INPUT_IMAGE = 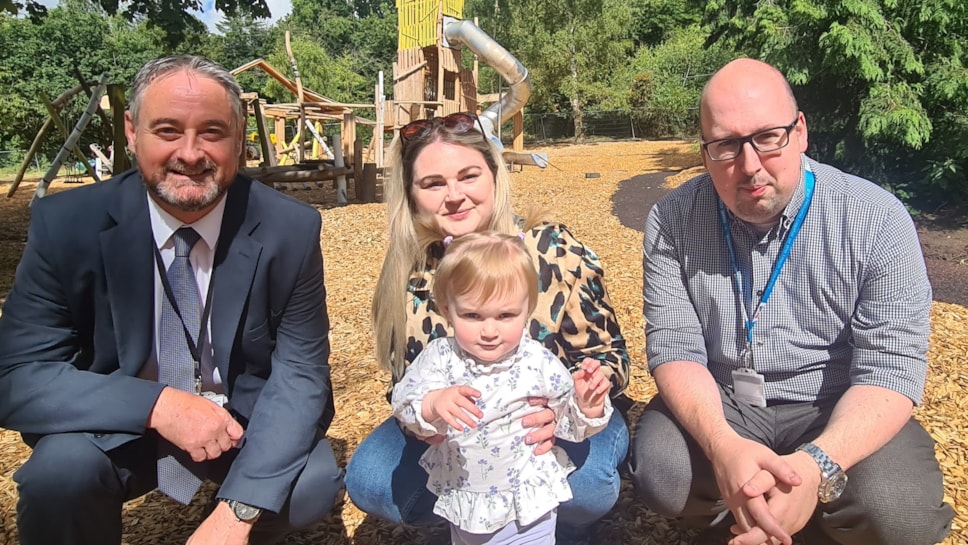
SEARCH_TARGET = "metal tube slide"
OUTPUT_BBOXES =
[442,17,531,139]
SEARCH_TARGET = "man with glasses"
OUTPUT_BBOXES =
[629,58,953,545]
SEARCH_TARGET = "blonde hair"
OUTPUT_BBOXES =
[434,232,538,319]
[372,123,546,380]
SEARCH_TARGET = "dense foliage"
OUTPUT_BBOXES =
[703,0,968,202]
[2,0,965,204]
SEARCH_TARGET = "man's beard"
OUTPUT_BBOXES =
[733,174,785,225]
[145,159,226,212]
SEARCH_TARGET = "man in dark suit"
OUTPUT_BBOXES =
[0,55,343,545]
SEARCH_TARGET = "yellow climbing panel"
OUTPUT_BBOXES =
[396,0,464,50]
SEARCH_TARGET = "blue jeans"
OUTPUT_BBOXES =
[345,410,629,529]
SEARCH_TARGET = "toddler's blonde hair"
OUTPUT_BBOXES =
[433,231,538,317]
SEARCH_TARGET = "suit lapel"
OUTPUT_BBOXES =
[100,174,154,374]
[212,179,262,380]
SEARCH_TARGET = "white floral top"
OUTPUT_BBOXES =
[391,336,613,534]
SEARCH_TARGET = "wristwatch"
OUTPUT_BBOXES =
[796,442,848,503]
[221,499,262,522]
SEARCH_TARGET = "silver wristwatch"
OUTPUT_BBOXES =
[222,499,262,522]
[796,442,848,503]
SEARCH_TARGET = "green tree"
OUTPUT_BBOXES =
[630,0,702,47]
[628,25,735,138]
[0,2,163,161]
[263,33,368,104]
[470,0,633,143]
[286,0,396,82]
[4,0,264,48]
[203,13,274,91]
[703,0,968,202]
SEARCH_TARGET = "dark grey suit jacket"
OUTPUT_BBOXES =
[0,170,334,512]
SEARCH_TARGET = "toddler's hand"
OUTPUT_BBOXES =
[424,385,483,431]
[572,358,610,418]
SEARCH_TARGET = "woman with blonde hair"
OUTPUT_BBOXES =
[345,112,631,542]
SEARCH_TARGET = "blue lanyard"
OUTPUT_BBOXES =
[717,170,815,366]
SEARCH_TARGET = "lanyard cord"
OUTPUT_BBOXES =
[153,245,215,390]
[717,170,816,367]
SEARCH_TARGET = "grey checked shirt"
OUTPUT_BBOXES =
[643,155,931,404]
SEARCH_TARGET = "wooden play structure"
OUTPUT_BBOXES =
[10,4,544,207]
[7,69,130,204]
[233,31,380,203]
[238,4,550,205]
[389,0,548,168]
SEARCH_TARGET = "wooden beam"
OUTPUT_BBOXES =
[72,66,112,131]
[393,60,428,83]
[38,91,99,182]
[285,31,306,164]
[7,118,55,198]
[106,84,130,173]
[250,97,275,167]
[32,73,109,205]
[242,166,353,183]
[231,58,336,105]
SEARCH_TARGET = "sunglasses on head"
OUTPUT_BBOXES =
[400,112,486,143]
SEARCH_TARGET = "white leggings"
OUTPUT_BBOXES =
[450,510,556,545]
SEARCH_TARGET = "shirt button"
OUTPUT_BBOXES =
[756,289,764,296]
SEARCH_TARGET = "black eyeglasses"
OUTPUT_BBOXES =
[702,116,800,161]
[400,112,486,143]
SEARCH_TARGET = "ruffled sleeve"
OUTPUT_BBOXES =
[519,338,613,442]
[390,338,454,437]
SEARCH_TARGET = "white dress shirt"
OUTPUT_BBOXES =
[139,194,226,394]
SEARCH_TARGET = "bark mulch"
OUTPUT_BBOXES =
[0,141,965,544]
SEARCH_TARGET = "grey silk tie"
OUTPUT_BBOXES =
[157,227,205,504]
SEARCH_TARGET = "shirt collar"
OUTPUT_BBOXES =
[147,193,226,251]
[776,154,811,234]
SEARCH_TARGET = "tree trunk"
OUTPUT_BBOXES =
[569,24,585,144]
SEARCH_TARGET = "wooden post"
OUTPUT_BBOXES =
[332,134,347,205]
[375,71,385,169]
[360,163,377,203]
[7,118,55,198]
[285,31,306,164]
[354,137,363,189]
[342,112,355,169]
[251,98,275,167]
[274,116,286,159]
[513,109,524,151]
[107,83,130,173]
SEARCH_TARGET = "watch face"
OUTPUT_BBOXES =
[819,471,848,503]
[232,501,261,521]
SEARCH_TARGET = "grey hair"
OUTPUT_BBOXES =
[128,55,244,125]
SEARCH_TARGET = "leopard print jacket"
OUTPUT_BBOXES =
[400,222,631,399]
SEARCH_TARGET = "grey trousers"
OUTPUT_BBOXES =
[13,430,344,545]
[629,385,954,545]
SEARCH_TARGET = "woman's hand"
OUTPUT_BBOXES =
[573,359,610,418]
[521,399,557,455]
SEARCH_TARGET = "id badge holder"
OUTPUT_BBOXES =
[731,367,767,407]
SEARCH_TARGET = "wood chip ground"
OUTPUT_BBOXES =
[0,141,964,544]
